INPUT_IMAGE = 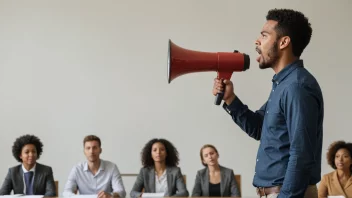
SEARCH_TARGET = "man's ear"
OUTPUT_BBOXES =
[279,36,291,50]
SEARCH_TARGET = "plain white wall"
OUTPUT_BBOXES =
[0,0,351,197]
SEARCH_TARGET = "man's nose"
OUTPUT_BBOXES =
[255,39,260,46]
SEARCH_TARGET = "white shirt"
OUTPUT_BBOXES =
[22,163,36,194]
[155,170,168,194]
[63,159,126,198]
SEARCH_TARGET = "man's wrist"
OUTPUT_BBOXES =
[225,94,236,105]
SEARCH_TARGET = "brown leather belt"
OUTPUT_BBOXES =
[256,186,281,196]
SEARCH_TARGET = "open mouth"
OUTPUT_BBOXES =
[256,48,262,62]
[256,47,261,54]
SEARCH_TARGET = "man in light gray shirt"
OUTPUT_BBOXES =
[63,135,126,198]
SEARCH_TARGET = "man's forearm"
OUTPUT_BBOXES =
[223,96,265,140]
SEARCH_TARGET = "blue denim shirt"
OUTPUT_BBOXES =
[223,60,324,198]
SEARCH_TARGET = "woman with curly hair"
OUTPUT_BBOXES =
[0,134,56,196]
[318,140,352,198]
[130,138,189,198]
[191,144,240,197]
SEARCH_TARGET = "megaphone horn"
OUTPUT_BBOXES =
[167,39,250,105]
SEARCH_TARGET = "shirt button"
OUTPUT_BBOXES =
[266,111,269,114]
[257,159,259,162]
[272,89,274,92]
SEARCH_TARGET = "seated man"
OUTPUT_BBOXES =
[63,135,126,198]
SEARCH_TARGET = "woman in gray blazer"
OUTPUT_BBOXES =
[130,138,189,198]
[0,134,56,197]
[192,144,240,197]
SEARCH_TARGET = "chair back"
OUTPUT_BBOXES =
[235,174,241,195]
[54,180,59,196]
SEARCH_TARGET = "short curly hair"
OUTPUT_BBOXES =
[141,138,179,167]
[266,8,312,57]
[326,140,352,170]
[12,134,43,162]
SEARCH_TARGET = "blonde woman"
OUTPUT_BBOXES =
[192,144,240,197]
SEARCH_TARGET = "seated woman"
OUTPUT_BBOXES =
[318,140,352,198]
[0,134,56,196]
[192,144,240,197]
[130,138,189,198]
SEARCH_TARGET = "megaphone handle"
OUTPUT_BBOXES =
[214,80,225,105]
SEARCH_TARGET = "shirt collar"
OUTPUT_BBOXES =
[272,59,304,84]
[22,163,36,173]
[83,159,105,172]
[155,169,167,175]
[155,169,167,180]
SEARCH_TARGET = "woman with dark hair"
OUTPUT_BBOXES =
[318,140,352,198]
[191,144,240,197]
[130,138,189,198]
[0,134,56,196]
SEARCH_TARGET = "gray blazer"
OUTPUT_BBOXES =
[0,163,56,197]
[130,166,189,198]
[191,165,240,197]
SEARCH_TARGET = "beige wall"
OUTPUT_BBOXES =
[0,0,351,197]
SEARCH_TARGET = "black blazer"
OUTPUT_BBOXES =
[0,163,56,196]
[191,165,240,197]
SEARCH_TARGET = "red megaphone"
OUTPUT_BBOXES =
[167,39,250,105]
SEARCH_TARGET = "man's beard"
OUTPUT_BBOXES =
[259,41,279,69]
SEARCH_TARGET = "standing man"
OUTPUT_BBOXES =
[213,9,324,198]
[63,135,126,198]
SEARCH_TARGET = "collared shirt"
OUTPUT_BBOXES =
[63,159,126,198]
[155,170,168,194]
[223,60,324,197]
[22,163,36,194]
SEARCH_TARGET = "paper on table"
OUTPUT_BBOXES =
[0,196,43,198]
[21,196,44,198]
[141,193,164,197]
[328,196,345,198]
[70,195,97,198]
